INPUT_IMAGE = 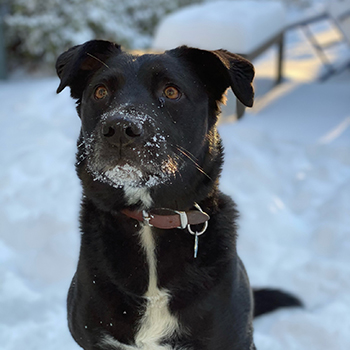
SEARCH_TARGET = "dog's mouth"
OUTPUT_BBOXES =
[88,156,178,189]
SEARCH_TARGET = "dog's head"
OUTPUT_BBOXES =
[56,40,254,211]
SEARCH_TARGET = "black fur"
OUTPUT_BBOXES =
[56,40,301,350]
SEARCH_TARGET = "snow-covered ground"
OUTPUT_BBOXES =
[1,10,350,350]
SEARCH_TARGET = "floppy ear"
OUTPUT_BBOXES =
[168,46,255,107]
[56,40,122,99]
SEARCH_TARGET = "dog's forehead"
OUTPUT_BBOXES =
[106,51,195,81]
[136,52,183,71]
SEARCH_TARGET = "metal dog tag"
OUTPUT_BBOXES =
[188,221,208,259]
[193,233,199,258]
[187,203,209,258]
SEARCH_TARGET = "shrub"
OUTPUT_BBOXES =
[4,0,316,70]
[4,0,203,69]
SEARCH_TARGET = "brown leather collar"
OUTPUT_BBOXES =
[121,205,210,230]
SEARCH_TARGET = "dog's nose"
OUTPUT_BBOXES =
[101,117,143,146]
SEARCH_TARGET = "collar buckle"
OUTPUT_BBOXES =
[174,210,188,229]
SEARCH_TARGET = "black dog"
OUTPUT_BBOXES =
[56,40,301,350]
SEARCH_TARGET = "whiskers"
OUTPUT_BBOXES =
[76,134,211,185]
[86,53,110,69]
[175,145,212,181]
[76,135,94,166]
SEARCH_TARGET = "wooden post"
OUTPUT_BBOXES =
[276,32,284,85]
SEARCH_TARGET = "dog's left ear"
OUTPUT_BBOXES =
[56,40,122,99]
[168,46,255,107]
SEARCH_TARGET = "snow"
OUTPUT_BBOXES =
[1,7,350,350]
[153,1,286,53]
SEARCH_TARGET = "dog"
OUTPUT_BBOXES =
[56,40,301,350]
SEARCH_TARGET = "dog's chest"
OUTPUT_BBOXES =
[100,225,184,350]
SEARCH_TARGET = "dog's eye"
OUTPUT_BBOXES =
[164,86,180,100]
[94,86,108,100]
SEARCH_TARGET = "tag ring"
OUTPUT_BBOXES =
[187,203,208,236]
[187,220,208,236]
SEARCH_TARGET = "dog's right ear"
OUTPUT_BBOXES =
[56,40,122,99]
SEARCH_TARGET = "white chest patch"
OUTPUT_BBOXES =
[99,225,184,350]
[124,186,153,207]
